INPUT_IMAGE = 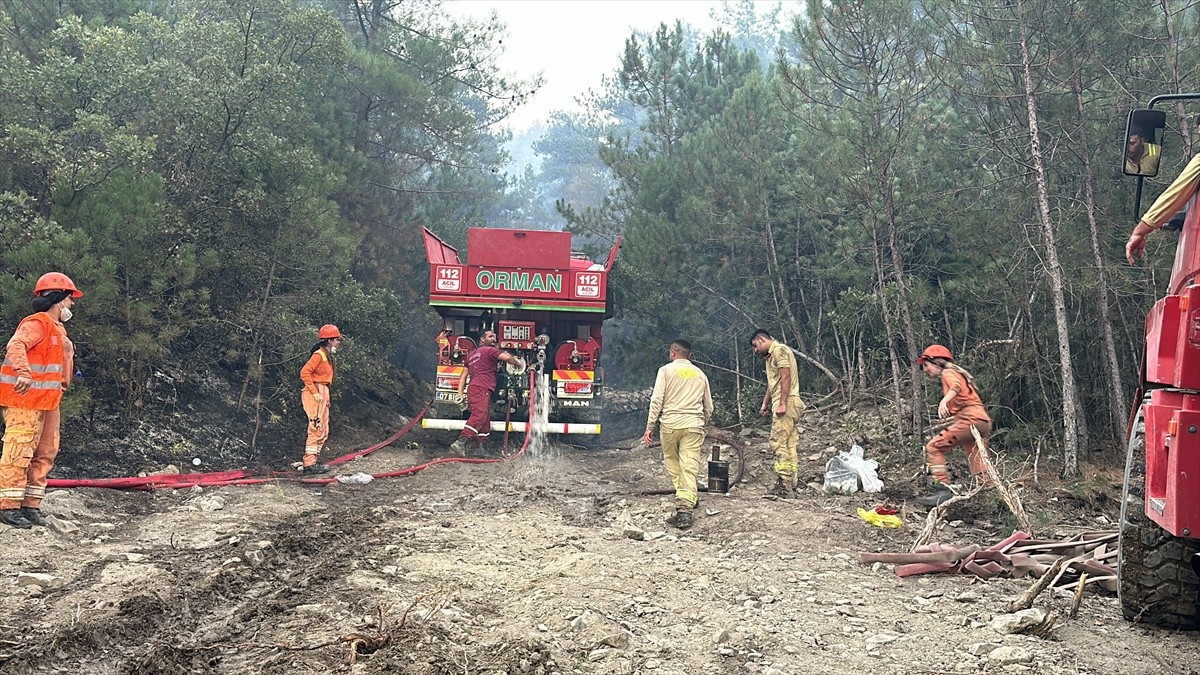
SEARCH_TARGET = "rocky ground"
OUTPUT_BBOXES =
[1,406,1197,675]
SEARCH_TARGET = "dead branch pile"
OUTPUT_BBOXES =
[862,530,1118,594]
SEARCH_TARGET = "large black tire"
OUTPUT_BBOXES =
[1118,405,1200,629]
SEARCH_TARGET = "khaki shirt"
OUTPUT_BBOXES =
[1141,151,1200,229]
[765,341,800,410]
[646,358,713,432]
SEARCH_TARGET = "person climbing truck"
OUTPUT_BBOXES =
[0,272,81,529]
[916,344,994,507]
[298,324,342,475]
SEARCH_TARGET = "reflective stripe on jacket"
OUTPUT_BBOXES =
[0,313,68,411]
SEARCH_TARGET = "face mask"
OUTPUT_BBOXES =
[330,345,338,354]
[59,306,73,323]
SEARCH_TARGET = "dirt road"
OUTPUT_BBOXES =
[0,422,1196,674]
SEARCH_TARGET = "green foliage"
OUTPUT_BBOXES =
[0,0,529,449]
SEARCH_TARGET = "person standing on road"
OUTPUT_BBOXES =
[916,344,994,507]
[751,329,805,499]
[451,328,524,454]
[299,324,342,475]
[642,339,713,530]
[0,272,81,529]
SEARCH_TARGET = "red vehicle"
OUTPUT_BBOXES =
[1121,95,1200,629]
[420,227,620,441]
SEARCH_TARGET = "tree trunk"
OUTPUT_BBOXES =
[882,174,922,437]
[1017,0,1082,476]
[1161,0,1194,157]
[1072,72,1128,444]
[870,218,906,441]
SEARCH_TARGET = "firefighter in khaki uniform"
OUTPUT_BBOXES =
[0,272,81,529]
[751,329,805,499]
[643,339,713,530]
[916,344,993,506]
[298,324,342,475]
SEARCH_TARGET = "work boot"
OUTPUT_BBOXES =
[301,463,329,476]
[916,483,955,507]
[672,511,693,530]
[0,508,33,529]
[764,478,794,500]
[20,507,48,527]
[450,438,468,455]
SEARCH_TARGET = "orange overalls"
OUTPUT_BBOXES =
[299,348,334,467]
[925,368,992,485]
[0,313,73,509]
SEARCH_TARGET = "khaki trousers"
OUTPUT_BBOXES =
[769,395,803,489]
[0,407,61,509]
[661,426,705,511]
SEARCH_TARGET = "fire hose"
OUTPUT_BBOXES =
[44,371,542,492]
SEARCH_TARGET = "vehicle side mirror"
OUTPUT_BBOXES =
[1124,109,1167,178]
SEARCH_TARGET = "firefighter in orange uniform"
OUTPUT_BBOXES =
[0,272,81,529]
[299,324,342,475]
[916,344,994,506]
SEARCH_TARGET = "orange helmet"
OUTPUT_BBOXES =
[33,272,83,298]
[318,324,342,339]
[917,344,953,364]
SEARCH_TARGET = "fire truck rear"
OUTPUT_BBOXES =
[420,227,620,441]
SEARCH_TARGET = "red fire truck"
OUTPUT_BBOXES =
[1120,96,1200,629]
[420,227,620,441]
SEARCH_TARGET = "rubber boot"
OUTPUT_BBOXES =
[916,483,955,507]
[672,511,693,530]
[20,507,48,527]
[1,508,33,529]
[450,438,468,454]
[302,463,329,476]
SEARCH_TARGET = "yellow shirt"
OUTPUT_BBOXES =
[765,341,800,409]
[1140,151,1200,230]
[646,358,713,431]
[1126,142,1161,176]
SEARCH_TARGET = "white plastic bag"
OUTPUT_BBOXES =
[335,472,374,485]
[821,444,884,494]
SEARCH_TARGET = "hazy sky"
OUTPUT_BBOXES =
[442,0,740,132]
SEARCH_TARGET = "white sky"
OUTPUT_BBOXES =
[442,0,736,132]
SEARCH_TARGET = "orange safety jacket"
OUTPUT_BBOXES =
[0,313,68,411]
[300,348,334,394]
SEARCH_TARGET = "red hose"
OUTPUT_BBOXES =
[45,389,537,491]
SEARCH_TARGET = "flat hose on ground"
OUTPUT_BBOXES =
[45,372,543,491]
[637,429,748,496]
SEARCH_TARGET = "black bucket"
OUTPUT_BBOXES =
[707,444,730,494]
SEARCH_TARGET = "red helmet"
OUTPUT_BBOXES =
[917,344,953,364]
[318,324,342,339]
[33,272,83,298]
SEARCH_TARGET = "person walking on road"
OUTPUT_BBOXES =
[299,324,342,475]
[916,344,994,507]
[0,272,81,529]
[451,328,524,454]
[642,339,713,530]
[751,329,805,499]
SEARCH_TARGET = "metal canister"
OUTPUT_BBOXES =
[707,444,730,494]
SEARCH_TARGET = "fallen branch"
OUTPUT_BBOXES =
[1068,572,1088,619]
[1007,557,1065,612]
[972,426,1033,533]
